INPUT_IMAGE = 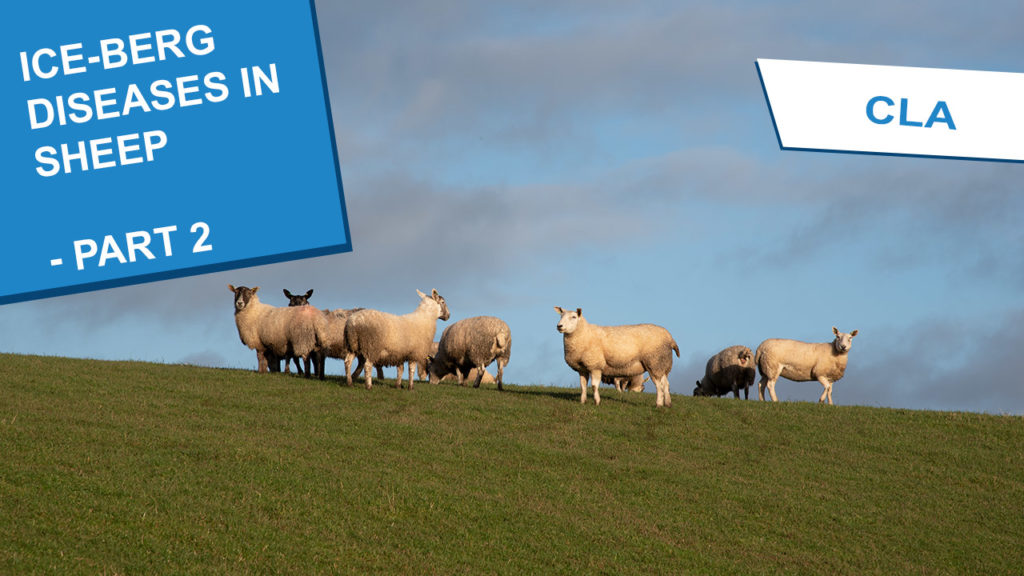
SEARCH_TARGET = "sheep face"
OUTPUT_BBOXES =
[228,284,259,312]
[416,289,451,321]
[284,289,313,306]
[554,306,583,334]
[435,290,450,321]
[831,327,859,354]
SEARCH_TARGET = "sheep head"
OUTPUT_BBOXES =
[416,289,451,321]
[554,306,583,334]
[228,284,259,313]
[284,288,314,307]
[831,326,859,354]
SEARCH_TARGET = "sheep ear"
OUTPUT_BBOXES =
[833,326,839,336]
[576,308,582,317]
[305,289,314,298]
[432,288,439,298]
[850,329,859,337]
[554,306,564,314]
[283,289,292,298]
[252,286,260,294]
[228,284,236,292]
[416,289,426,299]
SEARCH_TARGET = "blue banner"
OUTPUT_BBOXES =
[1,1,350,304]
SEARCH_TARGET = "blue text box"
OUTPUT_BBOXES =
[0,0,350,305]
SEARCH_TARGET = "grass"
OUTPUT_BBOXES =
[1,353,1022,575]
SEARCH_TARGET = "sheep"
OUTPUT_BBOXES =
[283,288,315,375]
[554,306,679,406]
[755,327,859,405]
[693,345,756,399]
[308,306,387,383]
[228,284,326,376]
[428,316,511,390]
[432,366,496,385]
[602,374,648,392]
[344,289,450,389]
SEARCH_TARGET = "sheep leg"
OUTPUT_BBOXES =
[455,367,465,387]
[591,369,602,405]
[472,365,484,389]
[407,362,415,390]
[654,375,667,407]
[817,377,833,405]
[256,350,269,373]
[396,363,405,389]
[661,375,672,407]
[495,360,504,391]
[344,354,354,386]
[765,377,779,402]
[579,373,588,404]
[364,361,374,390]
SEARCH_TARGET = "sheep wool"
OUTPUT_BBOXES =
[693,345,756,399]
[228,284,327,376]
[755,326,859,405]
[428,316,511,390]
[555,306,679,407]
[344,289,450,389]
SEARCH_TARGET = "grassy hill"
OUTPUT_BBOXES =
[1,353,1021,575]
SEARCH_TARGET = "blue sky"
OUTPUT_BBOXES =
[3,0,1024,414]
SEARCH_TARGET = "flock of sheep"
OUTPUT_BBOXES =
[228,284,858,406]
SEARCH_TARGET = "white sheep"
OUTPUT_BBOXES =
[228,284,326,376]
[755,327,859,404]
[693,345,756,399]
[555,306,679,406]
[344,289,450,389]
[428,316,511,390]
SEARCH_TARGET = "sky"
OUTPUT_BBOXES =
[3,0,1024,415]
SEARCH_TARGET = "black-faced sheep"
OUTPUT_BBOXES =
[228,284,326,376]
[344,289,450,389]
[555,307,679,407]
[283,288,315,375]
[693,345,756,399]
[756,326,859,405]
[428,316,511,390]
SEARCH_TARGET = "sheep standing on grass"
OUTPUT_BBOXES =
[555,307,679,407]
[694,345,756,399]
[428,316,511,390]
[283,289,315,375]
[344,289,450,389]
[756,327,859,405]
[228,284,326,376]
[312,307,386,383]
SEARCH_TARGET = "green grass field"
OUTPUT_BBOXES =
[1,353,1021,575]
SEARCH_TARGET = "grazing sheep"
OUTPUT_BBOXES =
[283,288,315,375]
[344,289,450,389]
[756,327,859,405]
[693,345,756,399]
[228,284,326,376]
[602,374,648,392]
[430,364,496,385]
[554,307,679,407]
[428,316,511,390]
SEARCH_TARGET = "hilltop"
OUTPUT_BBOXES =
[1,354,1021,574]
